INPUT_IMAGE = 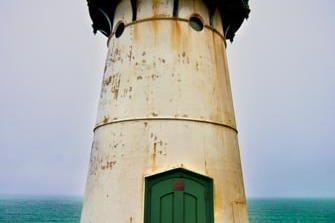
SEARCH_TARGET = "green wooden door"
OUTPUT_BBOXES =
[145,169,213,223]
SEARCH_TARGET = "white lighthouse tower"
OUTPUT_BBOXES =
[81,0,250,222]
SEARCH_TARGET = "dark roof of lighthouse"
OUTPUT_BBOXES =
[87,0,250,41]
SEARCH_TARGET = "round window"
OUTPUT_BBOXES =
[115,22,125,38]
[189,16,203,31]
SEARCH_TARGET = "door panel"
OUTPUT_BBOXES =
[184,194,196,223]
[160,193,174,223]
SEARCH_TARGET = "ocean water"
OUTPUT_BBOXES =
[0,196,334,223]
[0,196,82,223]
[248,198,335,223]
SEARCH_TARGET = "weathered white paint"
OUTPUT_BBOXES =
[212,8,224,36]
[178,0,209,25]
[137,0,173,19]
[114,0,133,25]
[81,0,248,222]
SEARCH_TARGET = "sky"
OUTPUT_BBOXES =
[0,0,334,198]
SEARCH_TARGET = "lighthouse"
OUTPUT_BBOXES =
[81,0,250,222]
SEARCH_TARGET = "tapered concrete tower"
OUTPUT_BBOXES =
[81,0,250,222]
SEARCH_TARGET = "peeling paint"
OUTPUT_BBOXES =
[152,142,157,171]
[150,74,160,80]
[110,74,121,100]
[127,46,133,62]
[103,76,112,86]
[103,115,109,124]
[101,160,117,170]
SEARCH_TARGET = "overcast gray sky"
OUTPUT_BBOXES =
[0,0,334,198]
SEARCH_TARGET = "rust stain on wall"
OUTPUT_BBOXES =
[171,20,181,50]
[127,46,133,62]
[151,74,160,80]
[110,48,121,62]
[152,0,159,16]
[101,160,117,170]
[110,73,121,100]
[103,76,112,86]
[103,115,109,124]
[151,20,159,37]
[88,156,98,176]
[152,142,157,171]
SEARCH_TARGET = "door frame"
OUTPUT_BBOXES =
[144,168,214,223]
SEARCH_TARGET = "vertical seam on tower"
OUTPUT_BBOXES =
[130,0,137,21]
[173,0,179,17]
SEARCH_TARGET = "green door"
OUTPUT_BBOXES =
[145,169,213,223]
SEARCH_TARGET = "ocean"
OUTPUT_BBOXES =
[248,198,335,223]
[0,196,81,223]
[0,196,334,223]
